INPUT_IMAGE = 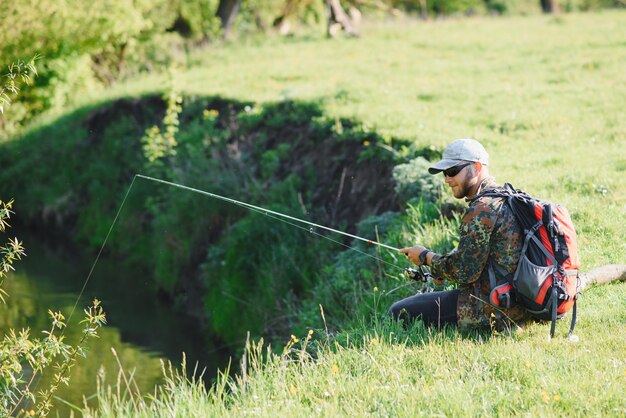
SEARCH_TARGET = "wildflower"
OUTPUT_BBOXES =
[542,391,549,403]
[553,394,561,401]
[490,312,495,318]
[373,287,378,292]
[363,141,370,146]
[331,364,339,373]
[524,361,531,369]
[203,109,219,119]
[289,385,297,395]
[291,334,299,343]
[423,386,431,394]
[308,329,314,336]
[371,338,378,345]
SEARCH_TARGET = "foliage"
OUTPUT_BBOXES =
[392,157,444,203]
[380,0,623,14]
[142,69,183,165]
[0,200,26,303]
[0,199,106,416]
[175,0,222,41]
[2,0,624,138]
[0,57,39,117]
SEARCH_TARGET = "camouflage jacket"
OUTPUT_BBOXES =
[430,177,531,330]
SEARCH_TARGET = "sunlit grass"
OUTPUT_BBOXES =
[91,11,626,268]
[39,10,626,416]
[86,280,626,417]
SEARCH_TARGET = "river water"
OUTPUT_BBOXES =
[0,230,231,415]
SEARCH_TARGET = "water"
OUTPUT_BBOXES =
[0,231,232,415]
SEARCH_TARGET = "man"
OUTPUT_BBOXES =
[390,138,530,330]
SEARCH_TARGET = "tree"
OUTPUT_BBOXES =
[325,0,358,37]
[272,0,358,37]
[216,0,243,39]
[540,0,559,13]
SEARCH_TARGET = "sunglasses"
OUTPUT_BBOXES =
[443,162,471,177]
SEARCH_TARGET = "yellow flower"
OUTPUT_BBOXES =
[371,338,378,345]
[308,329,314,335]
[331,364,339,373]
[490,312,496,318]
[553,394,561,401]
[524,361,531,369]
[363,141,370,146]
[542,391,549,403]
[423,386,431,394]
[289,385,297,395]
[373,287,378,292]
[290,334,299,343]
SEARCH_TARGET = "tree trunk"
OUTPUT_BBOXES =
[325,0,357,38]
[419,0,428,20]
[540,0,559,13]
[273,0,301,35]
[216,0,242,39]
[578,264,626,292]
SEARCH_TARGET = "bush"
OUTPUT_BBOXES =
[392,157,444,204]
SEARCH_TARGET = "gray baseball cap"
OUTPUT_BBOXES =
[428,138,489,174]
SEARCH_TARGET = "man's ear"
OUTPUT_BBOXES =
[474,162,483,173]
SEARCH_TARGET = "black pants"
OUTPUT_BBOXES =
[388,289,459,327]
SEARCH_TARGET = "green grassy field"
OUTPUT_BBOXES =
[97,11,626,268]
[28,10,626,416]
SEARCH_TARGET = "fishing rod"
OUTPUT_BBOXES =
[136,174,401,251]
[135,174,432,284]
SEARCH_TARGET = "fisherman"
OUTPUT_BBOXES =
[391,138,531,330]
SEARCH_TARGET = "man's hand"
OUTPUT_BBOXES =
[399,245,427,266]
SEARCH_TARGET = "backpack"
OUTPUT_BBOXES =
[481,183,580,338]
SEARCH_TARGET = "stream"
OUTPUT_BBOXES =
[0,228,231,415]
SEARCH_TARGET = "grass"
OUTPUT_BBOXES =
[91,11,626,268]
[85,280,626,416]
[14,10,626,416]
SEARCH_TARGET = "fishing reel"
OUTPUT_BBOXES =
[405,265,432,283]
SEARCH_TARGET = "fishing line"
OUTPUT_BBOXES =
[29,175,139,405]
[65,175,138,327]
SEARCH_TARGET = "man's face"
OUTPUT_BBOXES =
[443,162,477,199]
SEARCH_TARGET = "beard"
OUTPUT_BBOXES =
[451,169,476,199]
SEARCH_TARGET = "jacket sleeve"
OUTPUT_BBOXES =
[430,200,499,284]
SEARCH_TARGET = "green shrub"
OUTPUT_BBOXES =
[392,157,444,204]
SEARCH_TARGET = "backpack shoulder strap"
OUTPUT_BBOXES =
[468,182,521,203]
